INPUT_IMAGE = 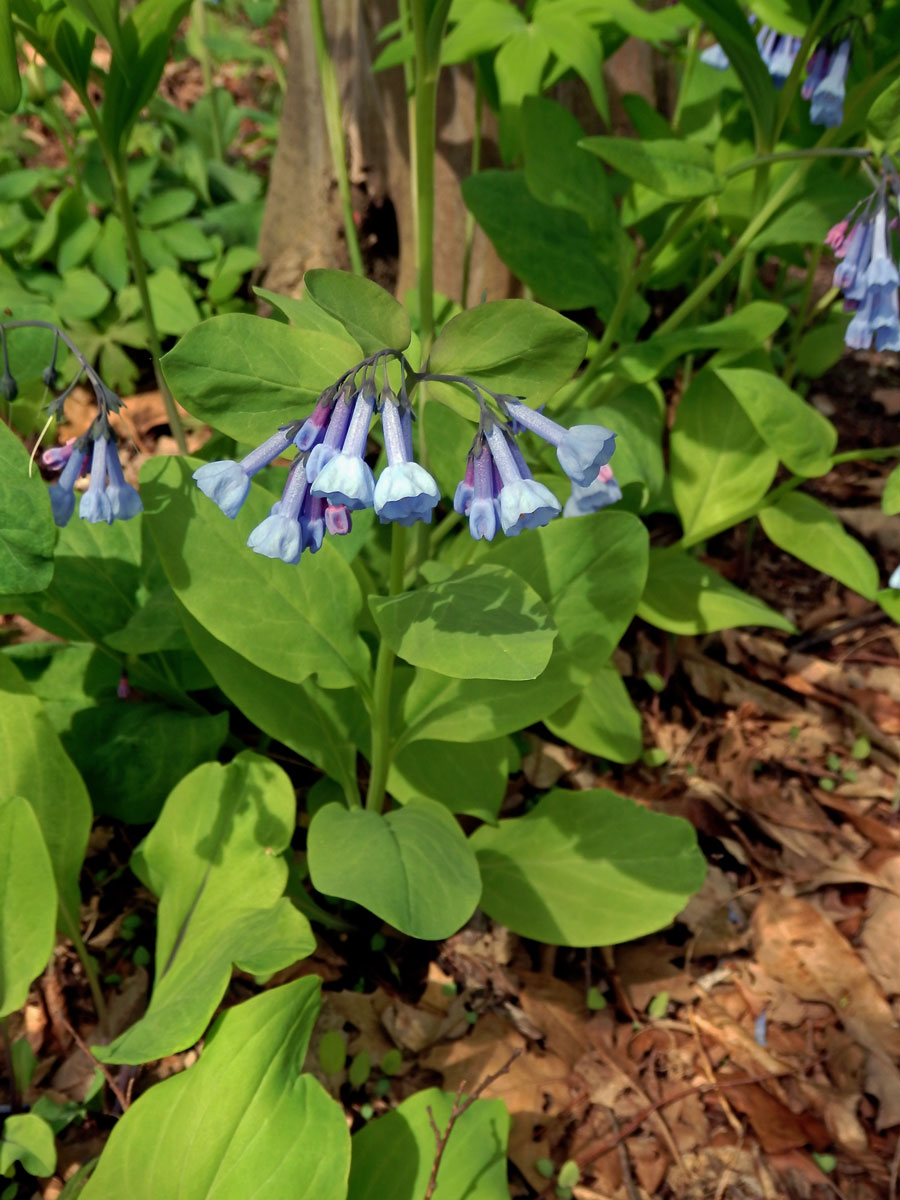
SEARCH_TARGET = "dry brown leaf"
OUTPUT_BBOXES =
[681,653,804,719]
[860,855,900,997]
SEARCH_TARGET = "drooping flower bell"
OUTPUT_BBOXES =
[373,390,440,526]
[310,382,377,510]
[193,426,298,519]
[500,398,616,487]
[827,192,900,352]
[46,428,143,527]
[563,464,623,518]
[483,422,562,537]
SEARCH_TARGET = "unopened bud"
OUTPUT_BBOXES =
[0,372,17,401]
[42,364,59,389]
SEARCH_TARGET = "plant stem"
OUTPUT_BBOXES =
[0,1016,16,1112]
[460,76,483,308]
[672,22,699,134]
[723,147,872,178]
[191,0,224,163]
[112,172,188,452]
[308,0,365,277]
[736,160,770,305]
[782,243,823,386]
[366,523,407,814]
[67,916,108,1026]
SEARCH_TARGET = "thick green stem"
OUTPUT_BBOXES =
[191,0,224,163]
[308,0,365,277]
[366,524,407,814]
[112,173,188,452]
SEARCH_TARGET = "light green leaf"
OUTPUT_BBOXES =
[521,96,617,231]
[0,797,57,1018]
[348,1087,510,1200]
[0,656,91,943]
[388,737,512,822]
[759,492,879,600]
[533,10,608,121]
[670,369,777,544]
[141,456,371,691]
[580,385,665,504]
[638,549,794,634]
[472,788,706,945]
[138,186,196,227]
[253,286,363,352]
[181,610,365,808]
[147,266,201,336]
[370,563,556,681]
[0,420,55,595]
[308,799,482,940]
[304,269,410,354]
[868,73,900,155]
[100,753,314,1064]
[441,0,525,63]
[90,214,130,291]
[579,136,722,199]
[0,1112,57,1177]
[546,662,642,763]
[83,978,350,1200]
[714,367,836,476]
[883,465,900,516]
[161,313,355,443]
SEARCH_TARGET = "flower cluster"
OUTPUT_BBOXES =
[701,22,851,128]
[47,422,143,527]
[193,352,620,563]
[826,190,900,352]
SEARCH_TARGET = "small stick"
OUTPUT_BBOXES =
[423,1048,522,1200]
[534,1072,787,1200]
[58,1013,130,1113]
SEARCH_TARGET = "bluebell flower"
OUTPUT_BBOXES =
[48,442,88,527]
[373,397,440,524]
[194,427,294,518]
[293,389,334,451]
[300,494,326,553]
[563,465,623,517]
[830,200,900,351]
[802,44,829,100]
[104,438,143,520]
[768,35,801,88]
[246,458,308,564]
[305,389,355,483]
[809,40,851,128]
[889,565,900,590]
[468,443,498,541]
[700,41,730,70]
[453,455,475,515]
[311,386,377,510]
[502,399,616,487]
[79,437,113,525]
[324,503,351,536]
[484,424,561,536]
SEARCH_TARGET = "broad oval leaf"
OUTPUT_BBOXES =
[304,268,411,354]
[83,978,350,1200]
[0,656,91,943]
[0,796,57,1018]
[471,788,706,946]
[161,312,356,443]
[348,1087,510,1200]
[546,662,642,763]
[100,753,314,1064]
[141,456,371,692]
[0,1113,56,1178]
[369,563,556,682]
[715,367,836,476]
[638,550,794,634]
[579,136,723,199]
[867,73,900,155]
[388,737,513,823]
[759,492,880,601]
[307,799,482,939]
[883,465,900,516]
[0,420,55,595]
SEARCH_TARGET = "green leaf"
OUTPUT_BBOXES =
[638,550,795,634]
[138,186,197,227]
[82,978,350,1200]
[441,1,525,63]
[90,214,130,291]
[147,266,200,336]
[546,662,642,763]
[460,172,622,314]
[0,797,57,1018]
[308,799,482,940]
[388,737,512,822]
[100,753,314,1064]
[759,492,879,600]
[883,465,900,516]
[489,510,649,682]
[0,656,91,943]
[579,136,722,199]
[253,286,362,350]
[181,609,365,808]
[0,1112,57,1178]
[0,0,21,113]
[0,421,55,595]
[868,72,900,155]
[471,788,706,946]
[714,367,836,476]
[347,1087,510,1200]
[670,369,778,544]
[521,96,617,231]
[34,267,110,322]
[318,1030,347,1075]
[65,0,123,58]
[533,10,609,121]
[429,299,587,408]
[369,563,556,682]
[141,456,371,691]
[303,269,410,355]
[580,386,665,505]
[161,313,355,443]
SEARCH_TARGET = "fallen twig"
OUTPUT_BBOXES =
[58,1013,130,1113]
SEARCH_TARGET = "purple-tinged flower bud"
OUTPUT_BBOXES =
[803,44,829,101]
[193,427,294,519]
[453,455,475,515]
[468,444,498,541]
[825,219,849,254]
[42,364,59,390]
[48,443,88,527]
[306,389,354,483]
[294,389,334,451]
[105,439,143,520]
[79,437,113,525]
[42,437,77,472]
[310,387,377,510]
[0,371,17,401]
[117,672,131,700]
[301,494,326,553]
[246,458,309,564]
[810,39,850,127]
[325,503,351,536]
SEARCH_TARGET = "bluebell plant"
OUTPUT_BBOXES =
[193,350,620,563]
[701,17,852,128]
[826,168,900,352]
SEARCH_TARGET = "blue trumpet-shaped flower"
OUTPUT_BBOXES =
[809,40,850,128]
[311,386,377,510]
[293,390,334,451]
[563,465,623,517]
[468,443,499,541]
[889,565,900,590]
[373,397,440,524]
[830,200,900,351]
[301,494,326,553]
[79,436,113,525]
[194,427,295,518]
[485,423,561,536]
[502,399,616,487]
[48,442,88,527]
[453,455,475,515]
[246,458,309,564]
[105,439,143,520]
